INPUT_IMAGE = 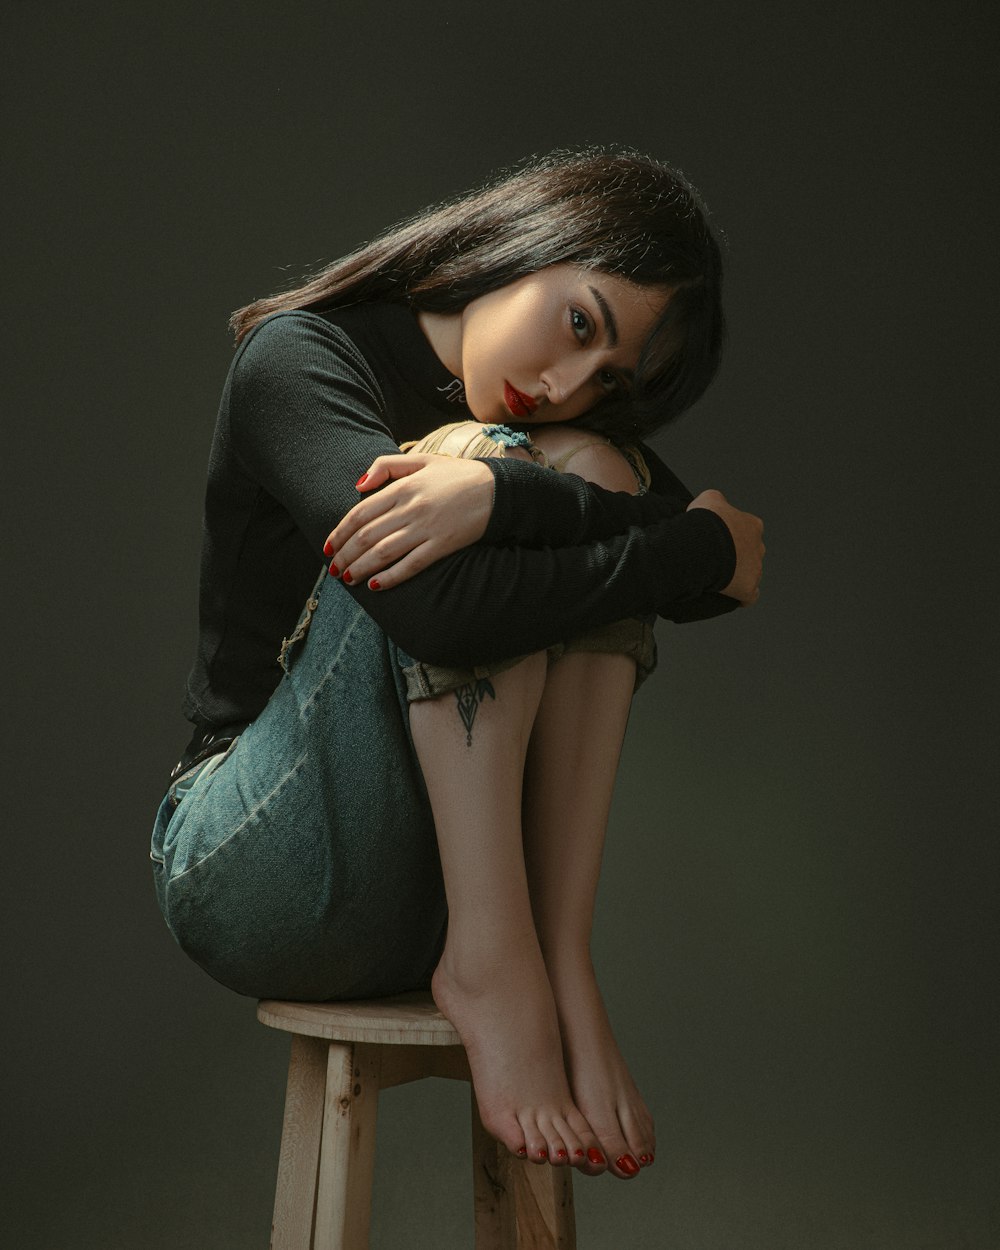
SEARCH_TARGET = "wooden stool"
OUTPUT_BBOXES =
[258,992,576,1250]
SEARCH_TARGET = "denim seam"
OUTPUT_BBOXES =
[298,601,371,720]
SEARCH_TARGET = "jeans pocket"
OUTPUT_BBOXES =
[150,789,174,867]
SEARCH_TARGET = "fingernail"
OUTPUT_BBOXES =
[368,578,381,591]
[616,1154,640,1176]
[587,1148,605,1166]
[327,562,339,578]
[355,473,368,489]
[323,540,333,556]
[342,569,353,584]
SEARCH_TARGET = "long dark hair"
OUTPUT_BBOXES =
[231,146,725,438]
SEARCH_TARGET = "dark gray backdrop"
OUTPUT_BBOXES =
[3,2,997,1247]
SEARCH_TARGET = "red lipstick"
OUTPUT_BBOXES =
[504,381,537,418]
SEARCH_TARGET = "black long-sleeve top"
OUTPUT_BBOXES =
[182,302,737,734]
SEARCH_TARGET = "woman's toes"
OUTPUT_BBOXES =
[613,1152,641,1178]
[584,1145,608,1175]
[482,1108,528,1161]
[548,1117,583,1167]
[638,1151,655,1168]
[520,1123,550,1165]
[588,1122,639,1179]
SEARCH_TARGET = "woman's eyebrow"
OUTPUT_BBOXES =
[588,286,619,347]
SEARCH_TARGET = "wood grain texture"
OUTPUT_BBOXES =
[270,1034,327,1249]
[471,1090,517,1249]
[513,1160,576,1250]
[258,992,461,1046]
[310,1042,381,1250]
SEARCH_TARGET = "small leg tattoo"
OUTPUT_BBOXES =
[454,678,496,746]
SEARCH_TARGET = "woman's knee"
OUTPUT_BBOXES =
[404,420,534,463]
[528,425,642,494]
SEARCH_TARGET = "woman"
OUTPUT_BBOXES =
[151,147,765,1182]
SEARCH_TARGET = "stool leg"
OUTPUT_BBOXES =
[470,1090,576,1249]
[512,1160,576,1250]
[471,1093,517,1250]
[271,1034,329,1250]
[313,1041,381,1250]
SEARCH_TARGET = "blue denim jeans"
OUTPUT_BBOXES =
[151,575,448,1001]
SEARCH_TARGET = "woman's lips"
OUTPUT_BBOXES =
[504,381,537,418]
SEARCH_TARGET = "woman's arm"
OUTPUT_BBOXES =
[230,313,745,666]
[326,451,751,622]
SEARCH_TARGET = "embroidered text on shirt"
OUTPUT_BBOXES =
[436,378,467,405]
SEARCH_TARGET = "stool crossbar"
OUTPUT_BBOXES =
[258,992,576,1249]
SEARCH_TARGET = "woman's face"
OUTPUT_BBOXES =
[458,264,668,425]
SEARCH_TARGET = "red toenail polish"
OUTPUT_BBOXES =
[516,1147,527,1157]
[617,1154,640,1176]
[356,473,368,489]
[537,1148,548,1159]
[342,569,353,584]
[323,540,333,556]
[639,1154,652,1165]
[556,1149,568,1159]
[368,578,381,590]
[574,1149,585,1158]
[587,1148,605,1166]
[327,562,339,577]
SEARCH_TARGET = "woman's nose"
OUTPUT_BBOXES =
[541,358,592,406]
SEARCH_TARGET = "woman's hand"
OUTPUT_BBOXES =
[687,489,765,605]
[323,453,495,590]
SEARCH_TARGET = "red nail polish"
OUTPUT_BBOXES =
[573,1149,585,1159]
[323,540,333,557]
[537,1148,548,1159]
[587,1148,605,1166]
[556,1149,568,1159]
[368,578,381,591]
[327,562,339,578]
[342,569,353,584]
[616,1154,640,1176]
[516,1146,527,1157]
[356,473,368,489]
[639,1154,652,1165]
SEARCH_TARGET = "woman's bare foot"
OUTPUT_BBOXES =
[545,952,656,1179]
[431,934,609,1172]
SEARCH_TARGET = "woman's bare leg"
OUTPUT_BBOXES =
[521,423,656,1179]
[407,421,654,1176]
[410,655,606,1169]
[522,649,656,1179]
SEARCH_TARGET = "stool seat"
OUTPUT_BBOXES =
[259,991,461,1046]
[259,992,576,1250]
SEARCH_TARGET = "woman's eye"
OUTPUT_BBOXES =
[570,308,590,340]
[598,369,620,394]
